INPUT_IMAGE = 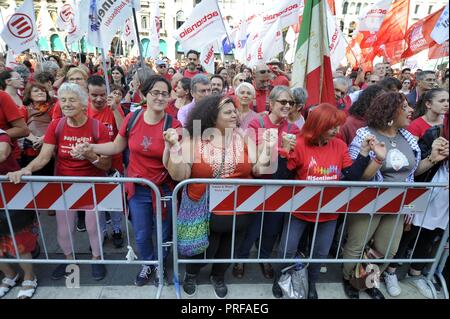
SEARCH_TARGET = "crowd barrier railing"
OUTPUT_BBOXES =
[0,175,165,299]
[171,178,448,299]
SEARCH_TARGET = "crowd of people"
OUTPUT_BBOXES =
[0,50,448,300]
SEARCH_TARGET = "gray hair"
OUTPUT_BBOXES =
[13,64,30,80]
[236,82,256,97]
[58,82,88,107]
[41,61,59,74]
[269,85,294,102]
[416,70,435,81]
[291,87,308,105]
[333,76,349,88]
[134,66,155,84]
[191,74,210,92]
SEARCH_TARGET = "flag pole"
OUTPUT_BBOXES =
[217,4,233,57]
[78,40,83,66]
[131,0,145,67]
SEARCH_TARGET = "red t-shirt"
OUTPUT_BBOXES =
[0,133,20,174]
[87,105,125,173]
[165,99,180,119]
[183,69,201,79]
[255,89,270,113]
[52,99,92,120]
[271,74,290,87]
[287,136,353,222]
[407,117,431,139]
[0,91,24,159]
[118,112,182,184]
[44,118,111,176]
[247,114,299,147]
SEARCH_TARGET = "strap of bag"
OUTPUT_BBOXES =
[125,109,143,138]
[258,115,265,128]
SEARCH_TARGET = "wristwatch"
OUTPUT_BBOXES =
[91,155,100,165]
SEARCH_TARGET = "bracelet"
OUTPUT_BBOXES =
[373,157,384,165]
[90,155,100,165]
[427,155,438,166]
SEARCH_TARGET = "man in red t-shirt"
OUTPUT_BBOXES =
[0,91,29,160]
[155,60,173,82]
[267,58,290,87]
[254,64,272,113]
[183,50,202,79]
[87,75,125,247]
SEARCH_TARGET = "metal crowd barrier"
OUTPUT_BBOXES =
[0,175,165,299]
[171,179,449,299]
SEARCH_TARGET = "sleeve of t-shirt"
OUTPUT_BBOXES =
[406,121,420,138]
[287,142,302,171]
[118,112,133,138]
[43,119,59,145]
[0,133,12,144]
[52,101,63,120]
[97,121,111,144]
[0,93,23,123]
[339,140,354,168]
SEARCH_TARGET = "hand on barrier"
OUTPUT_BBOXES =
[6,168,32,184]
[163,128,179,146]
[281,132,296,152]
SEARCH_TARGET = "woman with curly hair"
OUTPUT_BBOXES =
[342,92,449,299]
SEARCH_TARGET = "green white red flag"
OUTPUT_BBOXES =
[291,0,334,106]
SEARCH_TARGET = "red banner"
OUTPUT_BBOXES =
[428,40,449,59]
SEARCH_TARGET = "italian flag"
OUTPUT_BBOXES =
[291,0,335,107]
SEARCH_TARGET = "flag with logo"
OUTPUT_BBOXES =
[326,1,346,71]
[148,0,160,58]
[36,1,54,37]
[291,0,334,106]
[56,0,75,31]
[0,0,38,53]
[200,41,216,74]
[173,0,227,53]
[357,0,393,48]
[67,0,90,45]
[430,4,449,45]
[402,6,447,59]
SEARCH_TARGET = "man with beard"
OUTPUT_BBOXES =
[183,50,202,79]
[210,75,225,95]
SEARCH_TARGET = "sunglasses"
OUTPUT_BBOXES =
[157,64,167,68]
[258,70,269,74]
[276,100,295,106]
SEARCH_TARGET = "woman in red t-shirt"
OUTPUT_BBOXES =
[19,82,55,174]
[78,75,182,286]
[165,95,274,299]
[407,88,449,140]
[7,83,112,282]
[271,103,385,299]
[0,129,39,299]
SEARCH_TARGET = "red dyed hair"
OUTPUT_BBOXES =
[300,103,347,145]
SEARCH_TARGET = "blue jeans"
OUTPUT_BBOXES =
[237,212,284,259]
[128,184,172,261]
[99,211,122,234]
[277,215,337,283]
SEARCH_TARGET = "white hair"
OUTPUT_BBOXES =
[235,82,256,97]
[57,83,88,107]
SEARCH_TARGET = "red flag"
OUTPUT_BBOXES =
[372,0,409,48]
[428,40,449,59]
[402,6,446,59]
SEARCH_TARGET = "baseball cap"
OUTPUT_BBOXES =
[156,59,166,66]
[267,58,281,65]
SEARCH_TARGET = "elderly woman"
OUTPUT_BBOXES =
[342,92,449,299]
[164,94,275,299]
[74,75,182,286]
[19,82,55,174]
[407,88,449,140]
[235,82,258,130]
[288,87,308,129]
[0,129,38,299]
[270,103,383,299]
[7,83,112,282]
[233,86,300,281]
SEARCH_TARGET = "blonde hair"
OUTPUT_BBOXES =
[66,67,88,80]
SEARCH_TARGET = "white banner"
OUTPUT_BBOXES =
[173,0,227,53]
[67,0,90,45]
[431,4,449,45]
[200,41,215,74]
[87,0,133,50]
[122,17,136,44]
[56,0,75,31]
[0,0,38,53]
[357,0,393,32]
[262,0,303,31]
[36,1,54,37]
[327,2,347,71]
[148,0,160,58]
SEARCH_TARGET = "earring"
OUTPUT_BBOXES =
[387,120,394,127]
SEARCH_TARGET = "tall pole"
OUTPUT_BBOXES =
[131,0,145,67]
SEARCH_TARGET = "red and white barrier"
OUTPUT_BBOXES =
[0,182,124,211]
[209,185,431,214]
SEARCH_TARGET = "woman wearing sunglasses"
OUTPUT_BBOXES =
[233,86,300,280]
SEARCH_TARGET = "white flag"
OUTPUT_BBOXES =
[0,2,17,34]
[174,0,227,53]
[5,49,20,69]
[431,4,449,45]
[87,0,133,50]
[358,0,393,32]
[262,0,303,31]
[122,17,137,44]
[66,0,90,45]
[148,0,160,58]
[36,1,54,37]
[56,0,75,31]
[200,41,216,74]
[0,0,38,53]
[326,2,347,71]
[245,19,283,68]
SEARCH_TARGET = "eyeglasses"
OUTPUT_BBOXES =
[258,70,268,74]
[157,64,167,68]
[370,80,377,83]
[149,90,170,98]
[276,100,295,106]
[237,79,245,83]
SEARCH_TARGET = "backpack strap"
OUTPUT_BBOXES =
[125,109,143,138]
[55,117,67,143]
[287,122,292,133]
[258,115,265,128]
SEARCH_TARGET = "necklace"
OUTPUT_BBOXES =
[388,135,398,148]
